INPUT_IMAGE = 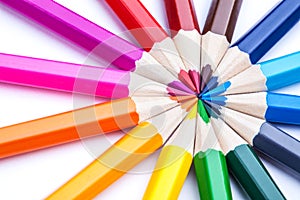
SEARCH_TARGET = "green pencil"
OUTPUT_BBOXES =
[193,100,232,200]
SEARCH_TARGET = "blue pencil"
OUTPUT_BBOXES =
[204,92,300,125]
[201,0,300,93]
[202,51,300,96]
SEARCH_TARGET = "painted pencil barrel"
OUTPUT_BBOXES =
[164,0,199,35]
[253,122,300,173]
[202,0,243,42]
[0,98,139,158]
[233,0,300,63]
[194,149,232,200]
[143,145,193,200]
[266,93,300,125]
[0,53,130,98]
[105,0,167,51]
[226,144,285,200]
[0,0,143,71]
[46,122,163,200]
[260,51,300,90]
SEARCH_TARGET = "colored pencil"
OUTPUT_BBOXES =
[211,105,300,173]
[0,0,139,71]
[233,0,300,64]
[105,0,196,92]
[0,96,195,159]
[200,0,242,92]
[210,116,285,200]
[0,53,195,98]
[164,0,201,87]
[0,0,181,87]
[203,51,300,96]
[105,0,167,51]
[193,100,232,200]
[143,104,197,200]
[205,0,300,92]
[46,102,195,200]
[206,92,300,125]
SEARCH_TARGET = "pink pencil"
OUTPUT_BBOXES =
[0,53,194,98]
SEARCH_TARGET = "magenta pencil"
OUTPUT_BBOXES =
[0,0,181,87]
[0,53,193,98]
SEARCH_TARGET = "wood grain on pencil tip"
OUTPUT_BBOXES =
[194,103,232,200]
[215,105,300,174]
[209,51,300,95]
[208,92,300,125]
[143,105,197,199]
[163,0,202,76]
[105,0,197,92]
[211,0,299,86]
[200,0,243,75]
[211,117,285,200]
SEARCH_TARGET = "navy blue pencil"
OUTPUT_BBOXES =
[202,0,300,93]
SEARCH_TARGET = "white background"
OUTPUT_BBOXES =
[0,0,299,199]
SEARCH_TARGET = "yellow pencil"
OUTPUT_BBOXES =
[143,104,197,200]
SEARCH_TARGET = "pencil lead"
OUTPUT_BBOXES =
[168,81,195,94]
[200,76,218,94]
[201,96,227,106]
[178,69,197,92]
[188,70,201,93]
[202,81,231,97]
[199,64,213,91]
[203,101,222,117]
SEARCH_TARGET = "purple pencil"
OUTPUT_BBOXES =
[0,0,179,86]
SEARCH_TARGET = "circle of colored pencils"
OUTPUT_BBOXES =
[46,101,196,200]
[0,0,299,199]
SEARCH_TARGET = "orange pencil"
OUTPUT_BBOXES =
[0,96,193,159]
